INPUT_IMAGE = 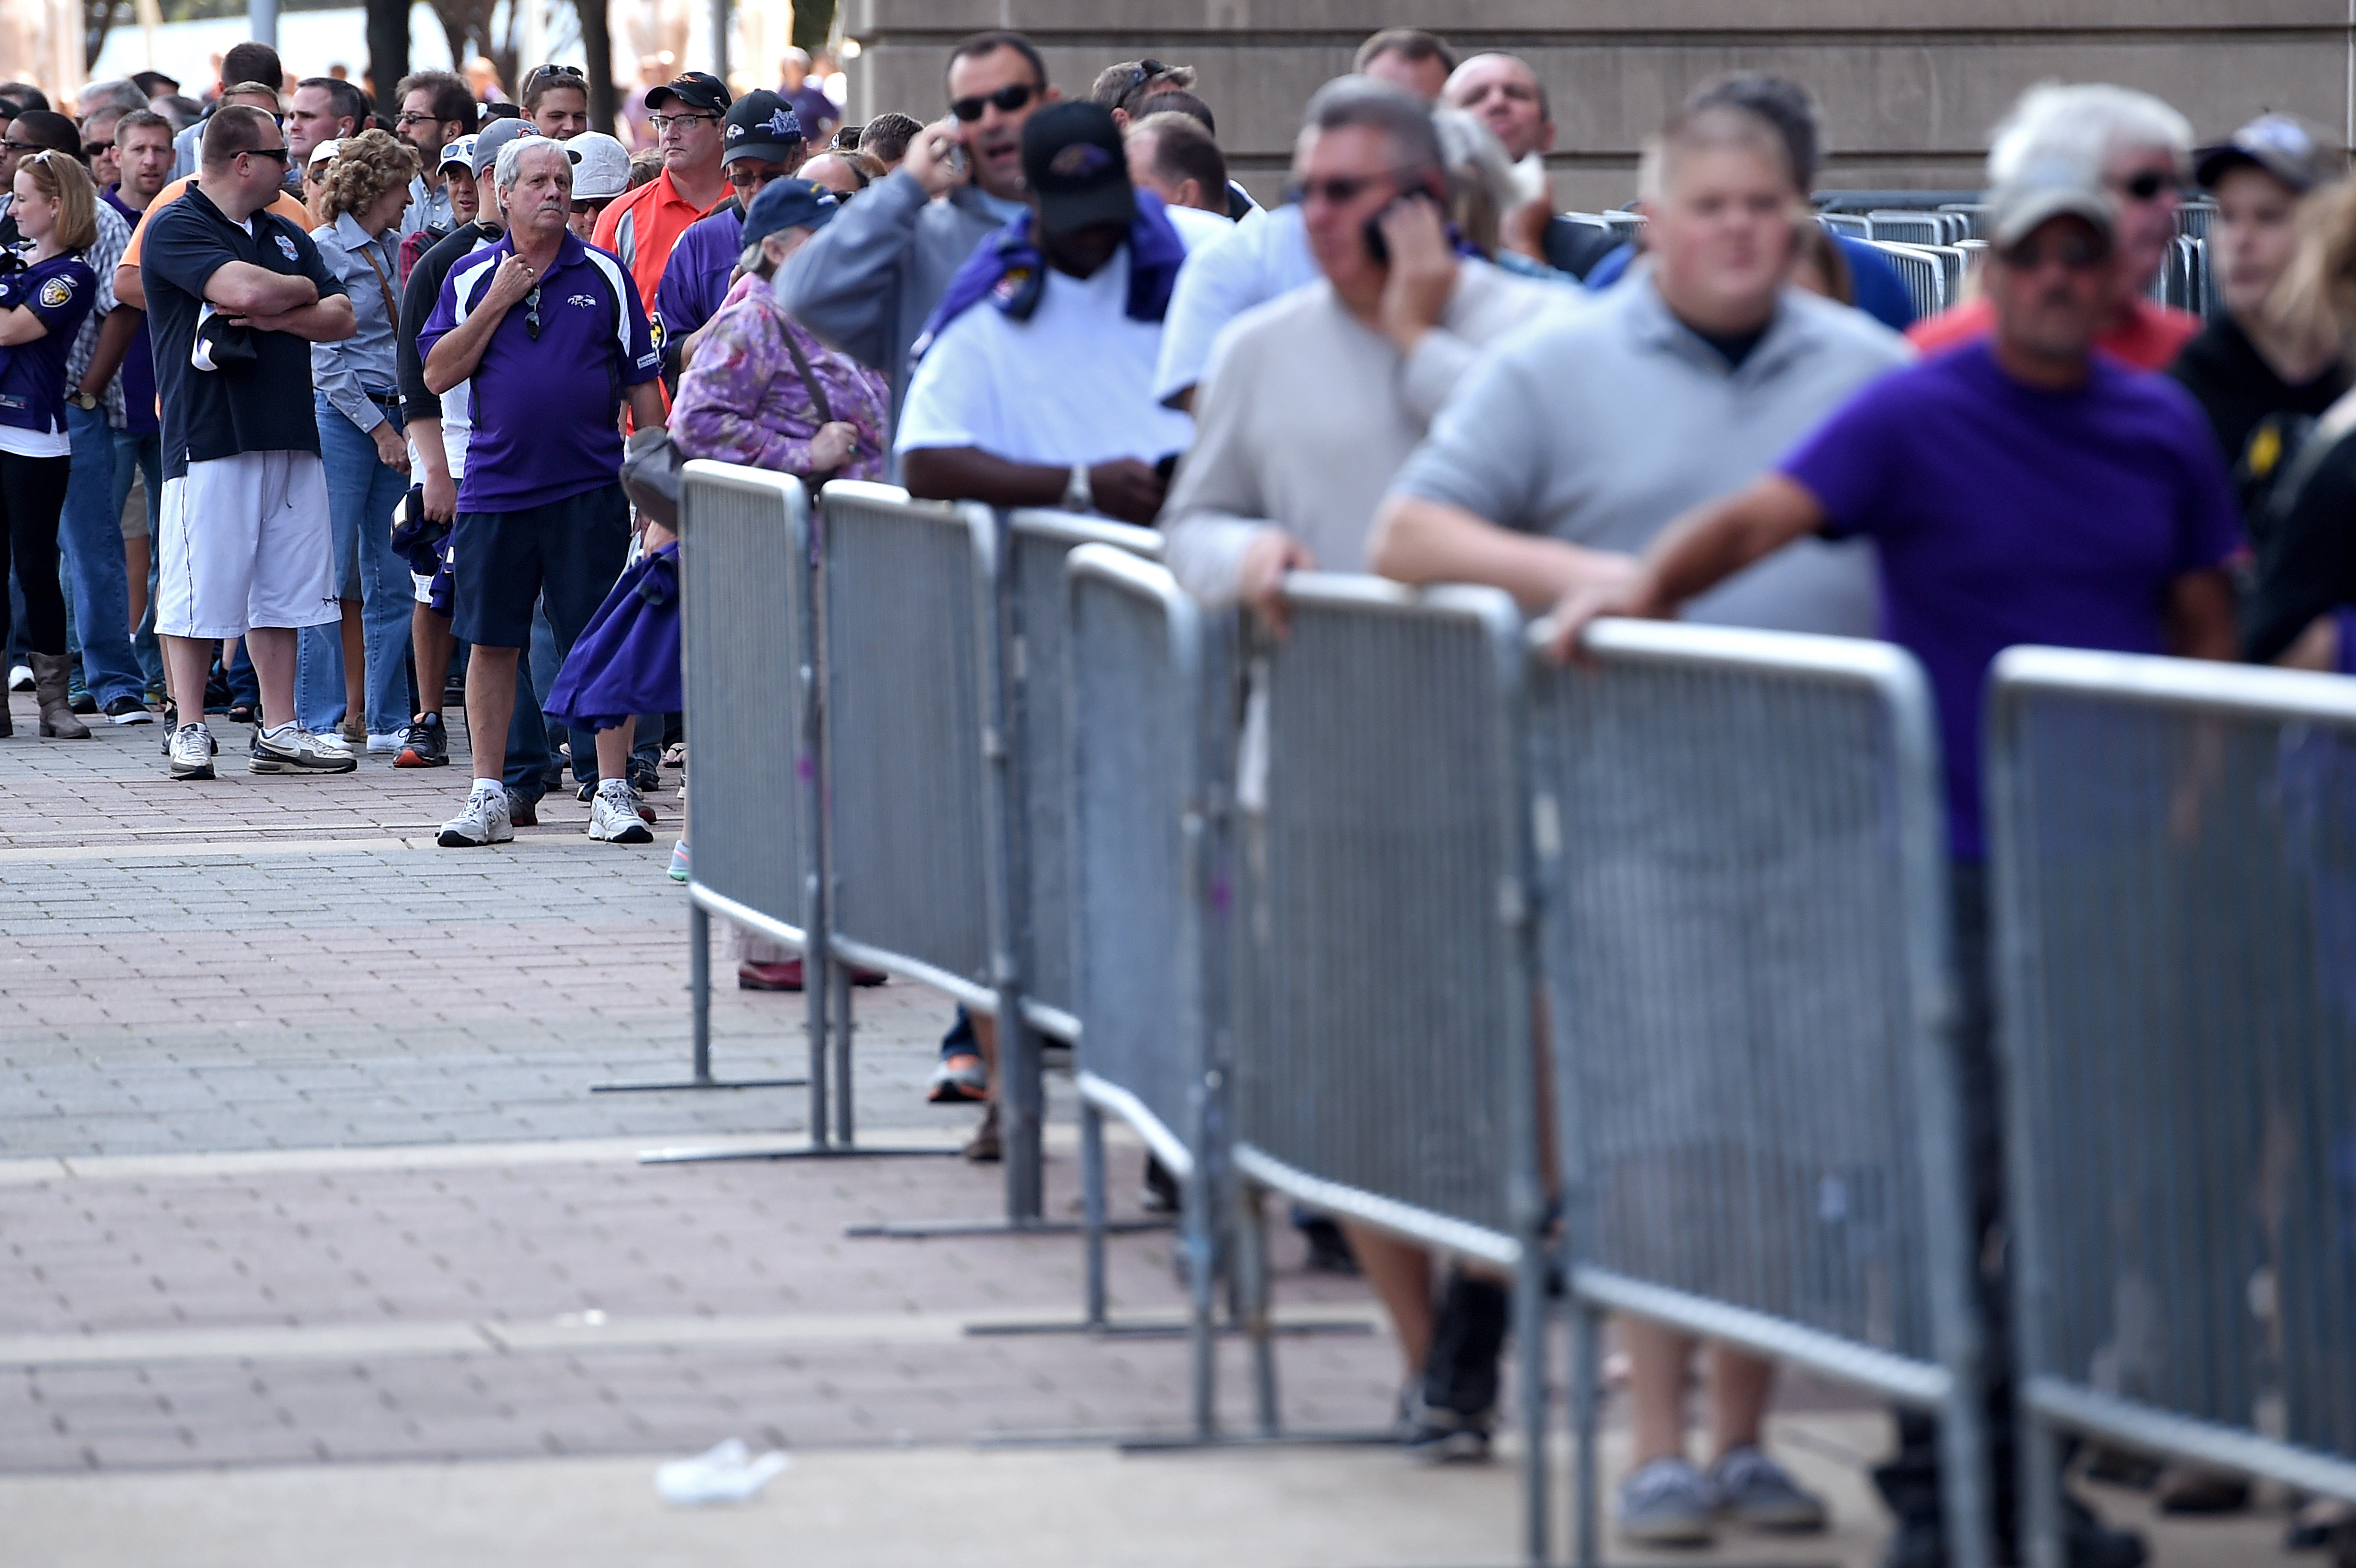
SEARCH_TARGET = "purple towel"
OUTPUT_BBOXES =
[545,543,681,732]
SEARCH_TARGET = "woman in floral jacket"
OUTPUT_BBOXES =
[671,178,889,483]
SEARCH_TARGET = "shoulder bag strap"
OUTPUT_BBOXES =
[355,239,400,338]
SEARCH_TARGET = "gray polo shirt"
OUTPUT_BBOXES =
[1389,272,1913,635]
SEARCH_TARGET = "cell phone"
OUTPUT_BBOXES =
[944,145,969,182]
[1363,190,1437,267]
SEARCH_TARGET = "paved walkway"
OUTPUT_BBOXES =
[0,695,2325,1566]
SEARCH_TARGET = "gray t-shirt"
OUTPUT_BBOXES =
[1389,272,1913,635]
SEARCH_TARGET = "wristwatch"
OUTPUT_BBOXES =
[1060,462,1092,513]
[69,389,99,412]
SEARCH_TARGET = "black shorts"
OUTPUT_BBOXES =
[450,483,631,650]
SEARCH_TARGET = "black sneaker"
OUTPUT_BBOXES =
[507,790,540,828]
[393,713,448,768]
[1406,1270,1507,1464]
[68,689,97,715]
[103,695,155,725]
[628,756,661,795]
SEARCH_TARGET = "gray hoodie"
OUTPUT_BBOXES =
[771,169,1013,433]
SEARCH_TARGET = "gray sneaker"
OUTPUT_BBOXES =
[1709,1445,1829,1533]
[437,785,514,848]
[1618,1456,1716,1547]
[166,722,216,782]
[249,723,358,774]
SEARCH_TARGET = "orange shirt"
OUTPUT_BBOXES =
[591,167,721,314]
[121,175,312,271]
[1905,294,2201,372]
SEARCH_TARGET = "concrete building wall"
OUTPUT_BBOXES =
[838,1,2351,208]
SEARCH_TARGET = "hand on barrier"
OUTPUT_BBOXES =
[1088,457,1167,527]
[905,118,971,199]
[1240,528,1316,637]
[1542,553,1650,665]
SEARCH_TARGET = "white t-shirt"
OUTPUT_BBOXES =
[1152,201,1319,406]
[894,240,1198,471]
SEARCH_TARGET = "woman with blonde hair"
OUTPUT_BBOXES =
[298,128,420,751]
[0,149,101,739]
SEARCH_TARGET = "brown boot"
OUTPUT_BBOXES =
[30,653,89,739]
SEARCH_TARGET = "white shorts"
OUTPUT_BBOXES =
[155,450,339,639]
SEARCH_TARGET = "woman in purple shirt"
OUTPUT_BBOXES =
[0,150,102,739]
[671,177,888,484]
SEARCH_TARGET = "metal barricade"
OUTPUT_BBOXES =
[1817,212,1870,240]
[1231,575,1551,1562]
[1938,202,1988,239]
[1872,241,1948,319]
[601,461,814,1101]
[1533,619,1990,1568]
[1064,545,1227,1431]
[1869,209,1952,246]
[2178,198,2216,239]
[1987,649,2356,1566]
[1003,511,1165,1042]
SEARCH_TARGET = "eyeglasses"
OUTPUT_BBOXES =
[2116,169,2183,203]
[2002,229,2112,272]
[394,111,442,129]
[524,283,541,340]
[1282,169,1413,208]
[949,82,1037,122]
[648,111,719,132]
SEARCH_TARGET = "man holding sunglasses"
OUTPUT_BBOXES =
[1910,82,2202,371]
[1537,156,2236,1568]
[593,70,732,314]
[141,105,357,781]
[776,29,1059,433]
[420,137,664,849]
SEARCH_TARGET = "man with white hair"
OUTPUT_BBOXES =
[1910,82,2201,370]
[418,136,665,848]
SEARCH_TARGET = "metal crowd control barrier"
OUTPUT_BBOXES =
[601,461,812,1100]
[1988,649,2356,1567]
[1058,545,1225,1430]
[1534,620,1991,1568]
[1872,241,1949,319]
[1231,575,1552,1562]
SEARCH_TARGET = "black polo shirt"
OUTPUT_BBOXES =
[140,181,345,479]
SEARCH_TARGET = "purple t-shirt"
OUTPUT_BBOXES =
[102,186,159,435]
[784,84,838,137]
[653,202,743,353]
[418,229,659,513]
[1780,339,2243,859]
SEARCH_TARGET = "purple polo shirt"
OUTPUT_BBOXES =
[102,185,159,435]
[653,201,743,353]
[418,228,658,513]
[1780,339,2243,860]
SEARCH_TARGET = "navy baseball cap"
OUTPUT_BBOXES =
[646,71,731,115]
[742,177,840,245]
[1021,101,1134,237]
[722,90,805,164]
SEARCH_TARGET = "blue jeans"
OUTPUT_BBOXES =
[297,396,414,736]
[57,403,143,707]
[113,428,163,693]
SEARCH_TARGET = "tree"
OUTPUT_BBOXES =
[792,0,834,55]
[84,0,120,73]
[365,0,411,113]
[577,0,614,134]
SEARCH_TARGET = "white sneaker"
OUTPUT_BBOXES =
[437,784,513,848]
[365,731,404,754]
[6,663,29,692]
[308,727,354,757]
[166,722,216,781]
[587,781,654,844]
[250,723,358,773]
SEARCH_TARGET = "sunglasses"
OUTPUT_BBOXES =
[1282,169,1412,208]
[82,139,113,155]
[525,64,585,87]
[569,197,612,214]
[524,283,541,340]
[2116,169,2182,203]
[242,144,291,164]
[950,82,1037,122]
[2003,229,2112,272]
[2,139,42,153]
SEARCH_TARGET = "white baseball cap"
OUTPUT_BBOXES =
[306,137,340,168]
[565,132,632,201]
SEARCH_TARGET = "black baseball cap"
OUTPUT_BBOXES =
[2194,114,2341,196]
[721,90,805,164]
[1020,101,1134,237]
[645,71,731,115]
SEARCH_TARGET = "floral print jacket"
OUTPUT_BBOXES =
[671,273,890,483]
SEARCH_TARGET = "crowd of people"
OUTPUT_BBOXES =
[3,27,2351,1568]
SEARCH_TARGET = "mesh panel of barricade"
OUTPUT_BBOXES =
[1006,513,1163,1038]
[679,462,809,943]
[819,483,996,1001]
[1233,578,1531,1253]
[1535,622,1955,1366]
[1068,550,1207,1165]
[1873,242,1947,318]
[1992,651,2356,1467]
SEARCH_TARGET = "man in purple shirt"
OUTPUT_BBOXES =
[777,49,839,147]
[419,136,665,849]
[654,91,804,381]
[1549,157,2238,1568]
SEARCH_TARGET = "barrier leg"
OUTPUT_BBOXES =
[1516,1245,1551,1567]
[1002,999,1044,1224]
[807,928,831,1148]
[1184,1145,1216,1439]
[1236,1183,1279,1437]
[2021,1411,2063,1568]
[594,899,807,1093]
[1571,1302,1602,1568]
[831,957,855,1144]
[1081,1099,1108,1329]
